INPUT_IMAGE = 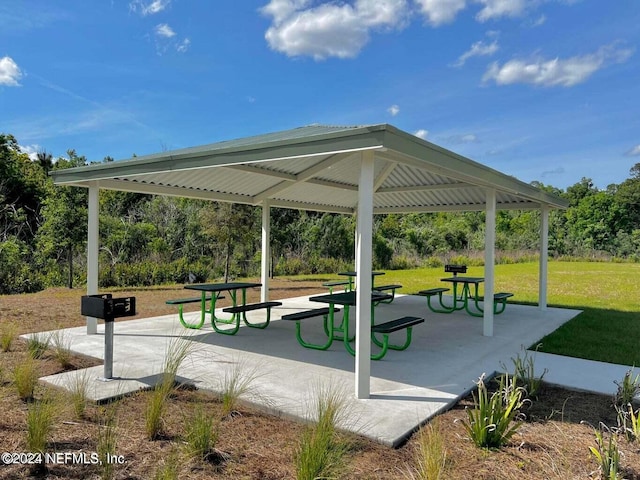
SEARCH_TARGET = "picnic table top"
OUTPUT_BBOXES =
[440,276,485,284]
[309,291,392,306]
[184,282,261,292]
[338,271,385,277]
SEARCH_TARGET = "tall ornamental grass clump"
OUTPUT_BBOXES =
[13,355,39,400]
[26,393,58,455]
[294,383,350,480]
[462,374,527,449]
[184,403,219,461]
[97,404,119,480]
[27,332,51,359]
[408,418,447,480]
[0,322,18,352]
[145,335,193,440]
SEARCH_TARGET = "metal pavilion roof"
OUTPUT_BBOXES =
[51,124,568,213]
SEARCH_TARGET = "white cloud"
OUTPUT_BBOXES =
[0,56,22,86]
[529,14,546,27]
[414,0,467,26]
[155,23,176,38]
[387,104,400,116]
[475,0,527,22]
[261,0,409,60]
[130,0,171,16]
[626,145,640,157]
[483,44,634,87]
[453,39,499,67]
[176,38,191,53]
[414,129,429,139]
[19,144,41,161]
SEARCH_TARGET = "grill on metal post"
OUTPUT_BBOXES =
[80,294,136,380]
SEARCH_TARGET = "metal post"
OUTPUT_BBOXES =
[102,318,114,380]
[261,200,271,302]
[539,204,549,311]
[355,150,374,399]
[484,189,496,337]
[86,184,99,334]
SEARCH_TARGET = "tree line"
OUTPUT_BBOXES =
[1,132,640,294]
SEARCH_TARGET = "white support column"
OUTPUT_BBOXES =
[86,183,99,334]
[260,200,271,302]
[483,189,496,337]
[539,204,549,311]
[355,151,375,399]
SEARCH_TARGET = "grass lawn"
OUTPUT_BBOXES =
[351,261,640,366]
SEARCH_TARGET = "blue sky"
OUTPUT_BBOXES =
[1,0,639,190]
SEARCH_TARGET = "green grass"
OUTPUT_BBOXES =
[285,261,640,366]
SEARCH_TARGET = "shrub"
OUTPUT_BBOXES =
[462,374,527,449]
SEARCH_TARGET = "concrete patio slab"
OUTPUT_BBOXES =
[37,294,580,447]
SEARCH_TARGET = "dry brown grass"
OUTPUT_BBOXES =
[1,281,639,479]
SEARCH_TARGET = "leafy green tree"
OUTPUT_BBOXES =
[36,151,88,288]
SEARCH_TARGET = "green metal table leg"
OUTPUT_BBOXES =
[177,299,206,329]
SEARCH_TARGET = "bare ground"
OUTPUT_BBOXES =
[1,281,639,479]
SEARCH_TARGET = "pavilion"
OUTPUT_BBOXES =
[51,123,569,399]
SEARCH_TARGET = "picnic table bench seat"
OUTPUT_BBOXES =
[221,301,282,330]
[370,316,424,360]
[281,307,342,350]
[165,294,224,305]
[166,294,225,329]
[417,287,451,313]
[372,284,402,304]
[477,292,514,314]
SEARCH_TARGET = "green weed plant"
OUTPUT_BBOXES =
[462,374,527,449]
[614,369,640,408]
[589,427,622,480]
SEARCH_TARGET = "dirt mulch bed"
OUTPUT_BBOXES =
[1,282,639,479]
